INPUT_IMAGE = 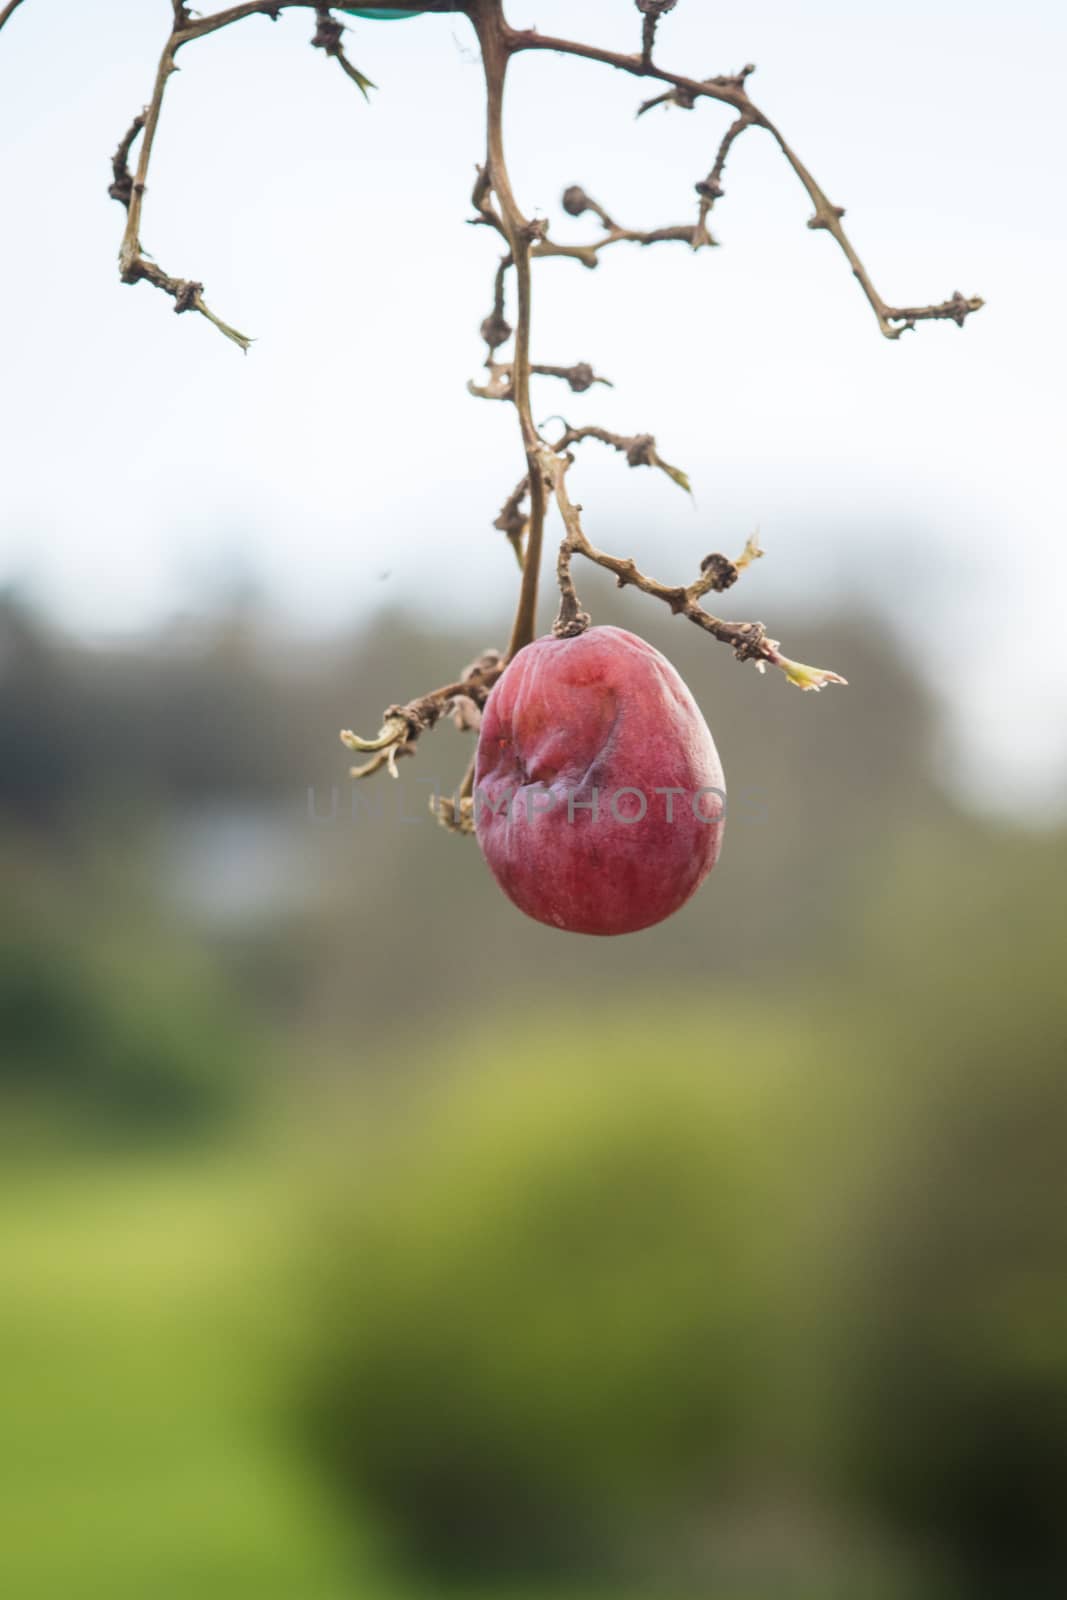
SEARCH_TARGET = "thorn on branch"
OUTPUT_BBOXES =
[721,63,756,91]
[808,204,846,230]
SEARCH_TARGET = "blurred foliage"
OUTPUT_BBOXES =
[0,587,1065,1598]
[298,1028,791,1581]
[0,842,256,1146]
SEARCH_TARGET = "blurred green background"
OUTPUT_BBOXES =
[1,582,1064,1600]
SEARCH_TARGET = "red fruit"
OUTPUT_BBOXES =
[474,626,725,935]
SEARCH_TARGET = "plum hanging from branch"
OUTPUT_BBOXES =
[473,625,726,936]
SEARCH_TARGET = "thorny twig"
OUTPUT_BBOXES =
[108,1,388,349]
[543,448,846,693]
[511,20,982,340]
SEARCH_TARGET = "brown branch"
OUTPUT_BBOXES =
[108,114,146,210]
[111,2,386,350]
[636,63,754,119]
[636,0,677,70]
[531,362,613,393]
[113,14,256,349]
[693,107,755,234]
[470,359,613,402]
[340,649,504,778]
[542,449,845,692]
[552,424,692,494]
[0,0,28,34]
[508,23,982,340]
[876,291,983,332]
[544,185,714,263]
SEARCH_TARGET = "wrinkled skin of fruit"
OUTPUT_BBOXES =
[474,626,725,935]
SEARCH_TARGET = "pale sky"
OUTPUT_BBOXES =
[1,1,1065,816]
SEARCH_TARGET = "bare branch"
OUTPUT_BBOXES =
[551,423,693,495]
[543,449,846,692]
[340,649,504,778]
[635,0,677,70]
[0,0,28,35]
[545,185,715,263]
[636,63,754,119]
[470,359,613,403]
[531,363,612,393]
[113,17,254,348]
[508,23,982,340]
[108,113,146,210]
[694,108,754,221]
[110,2,385,350]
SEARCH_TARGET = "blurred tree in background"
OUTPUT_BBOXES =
[1,587,1065,1599]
